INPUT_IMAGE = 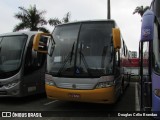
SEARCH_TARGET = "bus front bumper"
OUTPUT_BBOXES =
[46,85,116,104]
[152,94,160,118]
[0,83,20,97]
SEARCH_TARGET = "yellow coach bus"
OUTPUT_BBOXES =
[34,20,130,103]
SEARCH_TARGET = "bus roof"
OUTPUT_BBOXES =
[0,31,41,37]
[151,0,160,24]
[140,10,154,42]
[54,19,117,27]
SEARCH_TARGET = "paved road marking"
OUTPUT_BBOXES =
[44,100,59,106]
[135,82,140,111]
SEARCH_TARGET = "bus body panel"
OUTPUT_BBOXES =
[20,33,46,96]
[152,73,160,112]
[46,74,122,100]
[46,85,116,104]
[20,65,46,96]
[0,71,21,96]
[139,10,154,111]
[45,73,122,103]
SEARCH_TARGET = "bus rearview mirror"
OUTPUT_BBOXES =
[33,33,55,56]
[112,28,121,49]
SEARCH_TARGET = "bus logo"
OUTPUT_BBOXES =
[142,29,151,37]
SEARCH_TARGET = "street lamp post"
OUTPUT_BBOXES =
[107,0,111,19]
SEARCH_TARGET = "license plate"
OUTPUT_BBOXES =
[68,93,80,99]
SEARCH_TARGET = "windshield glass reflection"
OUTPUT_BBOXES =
[0,35,27,73]
[48,21,114,77]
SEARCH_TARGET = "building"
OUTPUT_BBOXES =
[131,51,137,58]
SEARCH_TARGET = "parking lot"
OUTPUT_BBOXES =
[0,79,154,120]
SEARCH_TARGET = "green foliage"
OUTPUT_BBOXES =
[48,12,71,26]
[14,5,49,32]
[14,5,71,33]
[48,18,61,26]
[133,6,150,17]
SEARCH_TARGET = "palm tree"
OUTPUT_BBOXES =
[133,6,150,17]
[62,12,71,23]
[14,5,49,33]
[48,12,71,26]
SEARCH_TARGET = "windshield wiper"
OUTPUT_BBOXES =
[79,43,93,77]
[57,42,75,76]
[79,52,105,77]
[70,42,75,64]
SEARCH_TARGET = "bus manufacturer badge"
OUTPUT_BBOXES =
[76,68,80,74]
[72,84,76,89]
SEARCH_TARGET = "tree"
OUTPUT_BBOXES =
[48,12,71,26]
[133,6,150,17]
[14,5,49,33]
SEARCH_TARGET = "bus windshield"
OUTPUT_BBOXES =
[153,23,160,74]
[48,21,114,77]
[0,35,27,73]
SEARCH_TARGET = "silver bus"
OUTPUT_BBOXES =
[0,31,53,97]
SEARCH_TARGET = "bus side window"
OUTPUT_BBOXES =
[152,21,160,73]
[123,41,125,56]
[158,22,160,52]
[115,50,120,76]
[116,50,120,67]
[24,35,46,75]
[142,42,149,75]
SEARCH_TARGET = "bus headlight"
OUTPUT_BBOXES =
[154,89,160,97]
[4,80,19,89]
[95,81,115,89]
[45,80,55,86]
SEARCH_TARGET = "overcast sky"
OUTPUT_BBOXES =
[0,0,152,51]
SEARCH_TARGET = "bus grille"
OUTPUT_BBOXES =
[57,83,94,90]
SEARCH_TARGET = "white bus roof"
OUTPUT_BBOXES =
[55,19,117,27]
[0,31,42,37]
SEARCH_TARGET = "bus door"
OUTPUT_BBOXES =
[140,41,152,111]
[22,35,47,96]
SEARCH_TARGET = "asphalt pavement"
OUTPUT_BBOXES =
[0,81,154,120]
